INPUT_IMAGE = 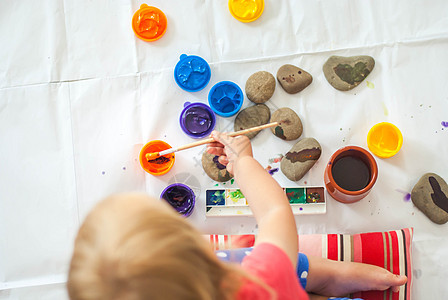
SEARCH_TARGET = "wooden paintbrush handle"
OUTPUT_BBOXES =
[174,122,278,152]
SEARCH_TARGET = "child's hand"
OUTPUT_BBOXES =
[206,131,253,175]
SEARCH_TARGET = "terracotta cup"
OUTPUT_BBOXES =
[324,146,378,203]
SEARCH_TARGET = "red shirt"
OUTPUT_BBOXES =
[237,243,309,300]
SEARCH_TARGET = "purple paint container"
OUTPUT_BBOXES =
[160,183,196,217]
[180,102,216,138]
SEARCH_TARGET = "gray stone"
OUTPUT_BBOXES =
[270,108,303,141]
[202,151,233,182]
[323,55,375,91]
[277,64,312,94]
[281,138,321,181]
[411,173,448,224]
[245,71,276,104]
[234,104,271,139]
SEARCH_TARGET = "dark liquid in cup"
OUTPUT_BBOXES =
[331,156,371,191]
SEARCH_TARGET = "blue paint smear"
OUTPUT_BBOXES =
[441,121,448,128]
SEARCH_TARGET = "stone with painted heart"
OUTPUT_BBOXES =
[277,64,313,94]
[245,71,276,104]
[234,104,271,139]
[202,151,233,182]
[411,173,448,224]
[281,138,321,181]
[270,107,303,141]
[323,55,375,91]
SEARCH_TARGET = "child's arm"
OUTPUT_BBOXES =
[207,131,298,267]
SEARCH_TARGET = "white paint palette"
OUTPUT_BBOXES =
[206,187,326,217]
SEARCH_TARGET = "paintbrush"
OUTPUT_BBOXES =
[145,122,279,161]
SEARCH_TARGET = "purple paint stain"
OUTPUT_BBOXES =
[102,171,105,175]
[404,193,411,202]
[441,121,448,128]
[299,207,303,211]
[268,167,279,175]
[396,189,411,202]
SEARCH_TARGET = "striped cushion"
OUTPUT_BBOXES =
[207,228,413,300]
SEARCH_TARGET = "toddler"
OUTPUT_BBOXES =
[68,131,406,300]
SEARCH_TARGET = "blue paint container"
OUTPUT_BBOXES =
[174,54,211,92]
[208,81,244,117]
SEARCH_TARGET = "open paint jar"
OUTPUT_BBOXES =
[208,81,244,117]
[180,102,216,138]
[228,0,264,23]
[139,140,175,176]
[367,122,403,158]
[174,54,211,92]
[160,183,195,217]
[132,4,167,42]
[324,146,378,203]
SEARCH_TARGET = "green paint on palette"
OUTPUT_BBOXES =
[285,188,306,204]
[230,190,244,199]
[214,183,219,186]
[231,178,235,184]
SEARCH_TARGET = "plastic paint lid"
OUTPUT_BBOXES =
[132,4,167,42]
[228,0,264,23]
[367,122,403,158]
[139,140,175,175]
[174,54,211,92]
[160,183,196,217]
[180,102,216,138]
[208,81,244,117]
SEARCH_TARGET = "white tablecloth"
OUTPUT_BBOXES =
[1,0,447,298]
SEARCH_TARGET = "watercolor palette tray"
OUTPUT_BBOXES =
[205,187,326,217]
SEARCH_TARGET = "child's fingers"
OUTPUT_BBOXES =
[206,146,225,157]
[218,155,229,165]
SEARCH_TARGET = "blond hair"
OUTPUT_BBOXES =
[67,193,271,300]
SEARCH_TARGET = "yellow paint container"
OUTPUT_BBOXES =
[228,0,264,23]
[367,122,403,158]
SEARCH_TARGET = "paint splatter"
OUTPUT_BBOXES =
[268,167,279,175]
[101,171,105,175]
[268,154,283,164]
[396,189,411,202]
[214,183,219,186]
[230,178,235,184]
[441,121,448,128]
[285,148,321,163]
[122,167,126,170]
[381,102,389,116]
[366,81,375,89]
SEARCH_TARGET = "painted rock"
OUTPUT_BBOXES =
[270,107,303,141]
[245,71,276,104]
[281,138,321,181]
[411,173,448,224]
[202,151,233,182]
[234,104,271,139]
[323,55,375,91]
[277,64,312,94]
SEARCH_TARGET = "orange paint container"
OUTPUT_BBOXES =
[132,4,167,42]
[139,140,174,175]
